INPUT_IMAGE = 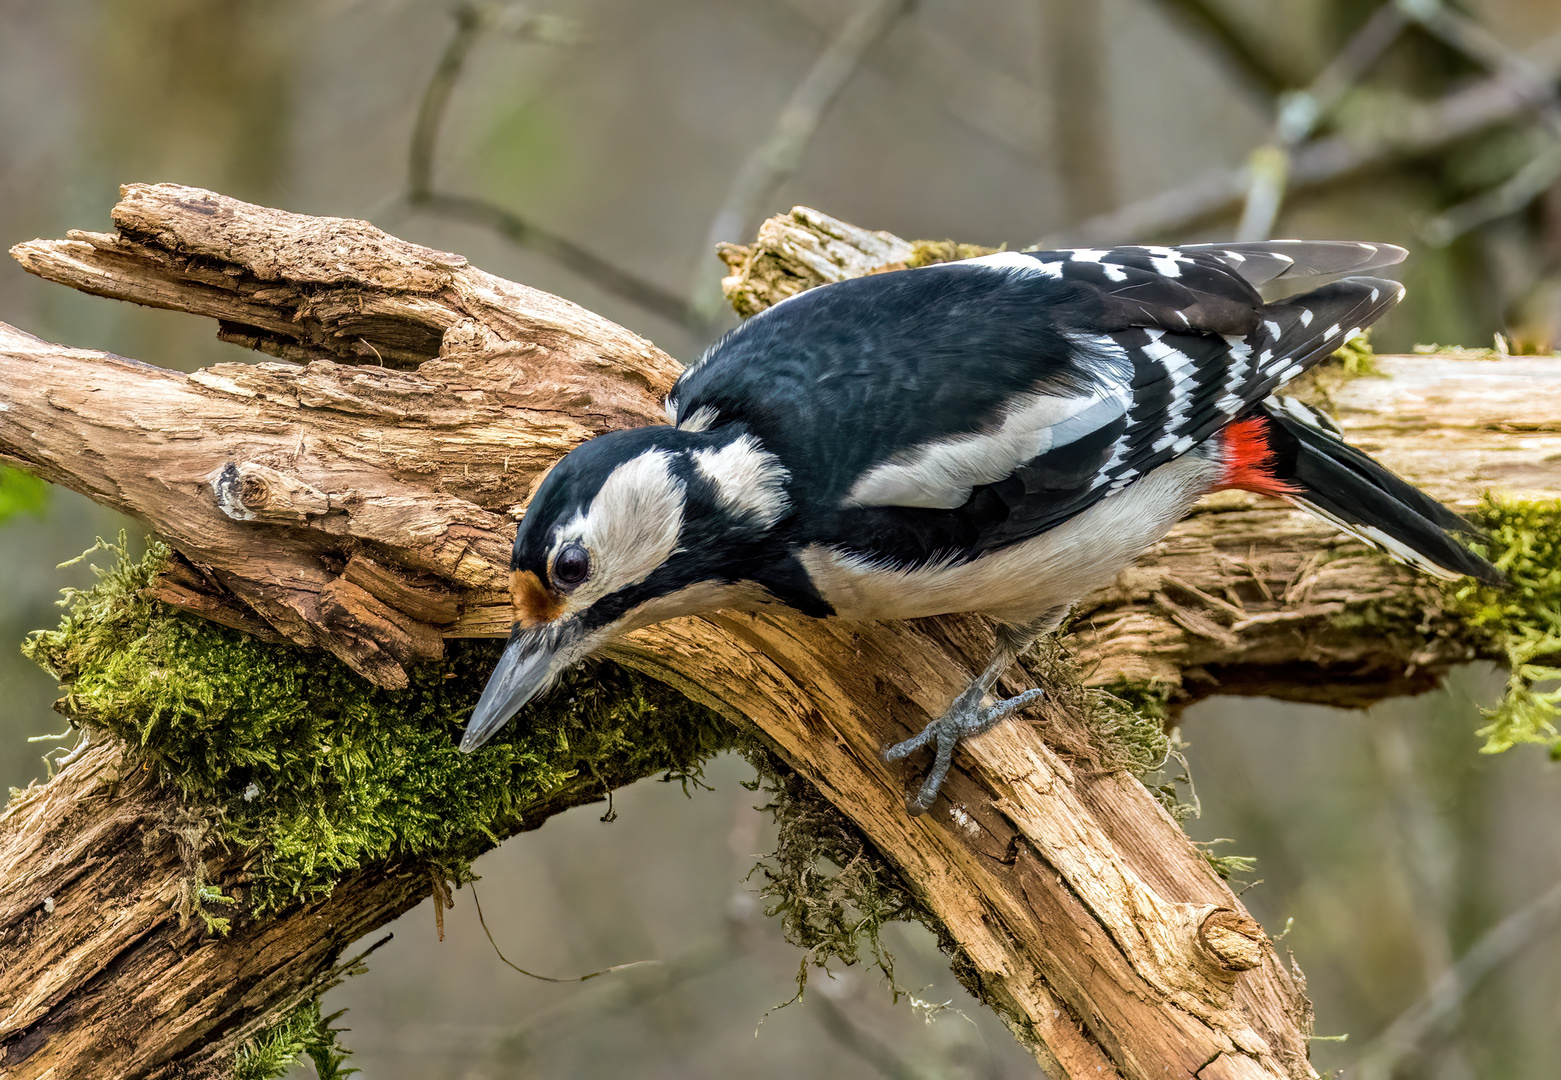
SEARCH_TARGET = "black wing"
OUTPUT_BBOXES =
[670,243,1405,569]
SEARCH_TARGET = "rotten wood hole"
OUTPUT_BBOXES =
[3,188,1558,1080]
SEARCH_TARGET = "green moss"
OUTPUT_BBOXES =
[1330,329,1378,377]
[1450,497,1561,759]
[1412,341,1509,360]
[233,999,355,1080]
[22,537,732,912]
[905,239,1001,268]
[1198,839,1259,883]
[741,740,938,1005]
[1087,679,1174,775]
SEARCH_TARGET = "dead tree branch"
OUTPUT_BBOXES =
[3,190,1559,1079]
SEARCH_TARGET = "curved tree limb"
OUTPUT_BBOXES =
[3,188,1558,1079]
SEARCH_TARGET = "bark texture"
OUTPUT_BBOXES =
[2,188,1555,1080]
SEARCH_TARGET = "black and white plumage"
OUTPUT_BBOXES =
[466,240,1501,815]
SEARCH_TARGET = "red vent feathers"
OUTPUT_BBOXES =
[1215,417,1299,498]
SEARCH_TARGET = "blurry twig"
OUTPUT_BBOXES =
[469,881,663,983]
[1235,2,1406,240]
[1043,0,1118,221]
[480,936,738,1070]
[689,0,915,322]
[1350,876,1561,1080]
[1144,0,1302,99]
[1402,0,1561,136]
[1425,142,1561,246]
[1041,29,1561,247]
[407,2,704,330]
[1400,0,1561,244]
[808,987,934,1080]
[1366,711,1456,980]
[784,0,1045,160]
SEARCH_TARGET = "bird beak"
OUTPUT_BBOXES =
[461,621,586,752]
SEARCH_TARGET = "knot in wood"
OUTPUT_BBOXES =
[209,461,336,523]
[1196,908,1266,971]
[238,472,271,510]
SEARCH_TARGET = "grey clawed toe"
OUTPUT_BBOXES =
[886,687,1045,816]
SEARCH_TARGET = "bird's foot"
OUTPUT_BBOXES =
[884,688,1044,816]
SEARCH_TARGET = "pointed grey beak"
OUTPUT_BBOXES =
[461,623,582,752]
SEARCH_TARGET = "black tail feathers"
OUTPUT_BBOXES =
[1258,397,1503,586]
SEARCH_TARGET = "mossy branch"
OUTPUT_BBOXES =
[6,189,1561,1080]
[24,538,732,913]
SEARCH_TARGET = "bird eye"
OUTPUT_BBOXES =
[552,544,591,591]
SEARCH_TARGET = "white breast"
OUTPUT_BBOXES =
[799,453,1221,624]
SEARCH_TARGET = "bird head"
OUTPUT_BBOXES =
[460,423,793,751]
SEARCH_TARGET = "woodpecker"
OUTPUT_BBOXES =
[463,241,1501,815]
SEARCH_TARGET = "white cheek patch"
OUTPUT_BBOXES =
[555,449,686,611]
[693,435,791,526]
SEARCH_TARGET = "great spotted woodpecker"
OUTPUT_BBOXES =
[463,241,1501,814]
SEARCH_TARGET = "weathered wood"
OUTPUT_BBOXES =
[1,187,1554,1080]
[0,733,680,1080]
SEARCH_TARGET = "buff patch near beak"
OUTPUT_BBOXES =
[512,569,566,627]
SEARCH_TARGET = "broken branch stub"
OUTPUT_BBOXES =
[8,183,682,686]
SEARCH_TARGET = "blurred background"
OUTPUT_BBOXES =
[3,0,1561,1076]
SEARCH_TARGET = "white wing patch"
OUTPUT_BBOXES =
[1215,334,1254,414]
[846,383,1130,510]
[1141,331,1198,453]
[693,435,791,526]
[552,449,686,611]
